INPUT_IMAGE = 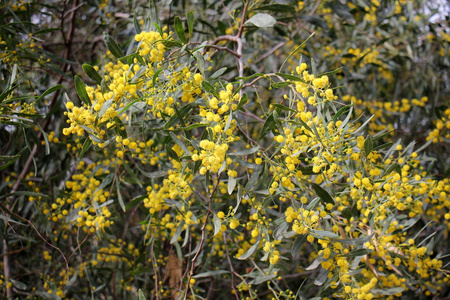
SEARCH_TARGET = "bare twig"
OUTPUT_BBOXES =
[3,1,79,298]
[184,173,222,300]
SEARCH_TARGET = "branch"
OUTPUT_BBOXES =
[184,173,222,300]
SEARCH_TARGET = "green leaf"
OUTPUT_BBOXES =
[272,81,293,88]
[35,84,62,103]
[314,268,329,286]
[180,123,208,131]
[75,76,91,106]
[332,104,352,122]
[202,81,219,98]
[250,274,277,285]
[170,221,184,244]
[370,287,405,296]
[373,142,393,152]
[98,99,113,118]
[0,191,49,200]
[0,84,18,104]
[210,67,227,79]
[104,32,124,59]
[228,175,236,194]
[297,166,317,175]
[245,13,277,28]
[174,16,186,44]
[79,138,92,160]
[383,163,398,176]
[152,68,164,87]
[93,173,114,194]
[122,161,143,188]
[318,67,343,77]
[193,270,229,278]
[164,104,193,129]
[213,213,221,237]
[116,180,126,212]
[328,2,355,23]
[271,103,297,113]
[253,4,295,12]
[329,233,375,246]
[82,64,102,85]
[138,169,169,179]
[134,13,141,34]
[310,230,340,239]
[258,113,276,141]
[126,195,146,210]
[275,73,304,82]
[311,183,335,205]
[237,237,260,260]
[237,93,249,111]
[229,146,259,156]
[364,135,373,156]
[169,132,191,156]
[340,248,373,257]
[166,145,180,162]
[138,289,146,300]
[187,11,194,39]
[292,234,307,258]
[114,117,127,138]
[10,279,27,290]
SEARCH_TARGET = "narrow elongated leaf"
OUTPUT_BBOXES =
[340,248,373,257]
[254,4,295,12]
[79,138,92,160]
[169,132,191,155]
[82,64,102,85]
[314,268,329,286]
[275,72,303,82]
[134,13,141,34]
[75,76,91,106]
[35,84,62,103]
[272,81,292,88]
[104,32,124,59]
[213,214,221,236]
[329,233,375,245]
[174,16,186,43]
[370,287,405,295]
[138,289,146,300]
[364,135,373,156]
[193,270,229,278]
[229,146,259,156]
[311,183,334,204]
[292,234,307,258]
[237,238,260,260]
[245,13,277,27]
[210,67,227,79]
[202,81,219,97]
[258,113,275,140]
[228,175,236,194]
[271,103,297,113]
[332,104,352,122]
[116,181,126,212]
[187,11,194,39]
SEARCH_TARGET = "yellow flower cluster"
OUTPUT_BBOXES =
[48,160,114,233]
[294,63,336,104]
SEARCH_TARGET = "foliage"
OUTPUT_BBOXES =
[1,0,449,299]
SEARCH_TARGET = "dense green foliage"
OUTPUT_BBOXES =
[1,0,449,299]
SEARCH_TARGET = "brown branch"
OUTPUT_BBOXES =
[184,173,222,300]
[3,1,79,298]
[223,233,240,300]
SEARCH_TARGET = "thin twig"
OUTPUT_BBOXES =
[184,173,222,300]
